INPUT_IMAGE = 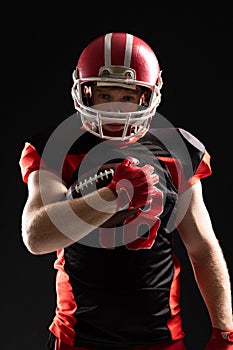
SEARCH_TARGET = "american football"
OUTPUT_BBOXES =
[66,160,138,228]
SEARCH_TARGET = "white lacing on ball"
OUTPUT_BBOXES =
[74,168,115,194]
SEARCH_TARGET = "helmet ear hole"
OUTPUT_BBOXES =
[83,85,92,98]
[139,89,151,107]
[82,84,93,106]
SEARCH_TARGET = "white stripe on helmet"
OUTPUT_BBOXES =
[104,33,112,66]
[124,34,133,66]
[104,33,133,67]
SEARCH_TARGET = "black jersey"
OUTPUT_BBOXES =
[19,121,212,347]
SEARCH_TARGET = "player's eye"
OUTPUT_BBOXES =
[98,93,111,100]
[123,95,137,103]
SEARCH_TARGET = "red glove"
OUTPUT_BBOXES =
[205,328,233,349]
[107,157,159,210]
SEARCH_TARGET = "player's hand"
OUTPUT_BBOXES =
[205,328,233,349]
[107,157,159,210]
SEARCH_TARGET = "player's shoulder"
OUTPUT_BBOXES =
[144,127,209,178]
[176,128,205,152]
[147,127,206,153]
[142,127,210,184]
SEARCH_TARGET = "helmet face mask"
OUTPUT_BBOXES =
[77,107,153,140]
[71,33,163,140]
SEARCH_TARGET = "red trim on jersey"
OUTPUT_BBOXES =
[157,156,184,191]
[19,142,62,183]
[188,150,212,186]
[167,253,185,340]
[49,249,78,346]
[158,149,212,193]
[19,142,47,183]
[19,142,86,186]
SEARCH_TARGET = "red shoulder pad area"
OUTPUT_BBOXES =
[19,142,86,185]
[19,142,46,183]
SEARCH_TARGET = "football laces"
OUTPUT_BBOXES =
[74,168,115,194]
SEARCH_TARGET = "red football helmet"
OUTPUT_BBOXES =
[71,32,163,140]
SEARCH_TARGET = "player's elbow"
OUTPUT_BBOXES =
[21,218,46,255]
[21,228,42,255]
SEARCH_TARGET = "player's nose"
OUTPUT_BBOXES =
[107,102,137,113]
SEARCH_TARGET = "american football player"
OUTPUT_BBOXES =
[19,32,233,349]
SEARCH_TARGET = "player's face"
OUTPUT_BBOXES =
[90,86,145,133]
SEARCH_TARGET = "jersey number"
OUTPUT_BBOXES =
[100,187,163,250]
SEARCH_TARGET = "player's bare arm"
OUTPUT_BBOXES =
[21,169,117,255]
[177,181,233,330]
[22,157,157,255]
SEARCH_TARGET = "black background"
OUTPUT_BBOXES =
[2,3,232,350]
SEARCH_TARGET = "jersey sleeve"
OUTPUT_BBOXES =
[155,128,212,193]
[19,141,85,185]
[19,120,91,185]
[19,142,48,183]
[177,128,212,192]
[187,148,211,186]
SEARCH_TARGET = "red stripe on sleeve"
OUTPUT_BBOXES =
[19,142,47,183]
[188,150,212,187]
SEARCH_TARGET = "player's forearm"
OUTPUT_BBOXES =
[190,242,233,329]
[22,187,117,255]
